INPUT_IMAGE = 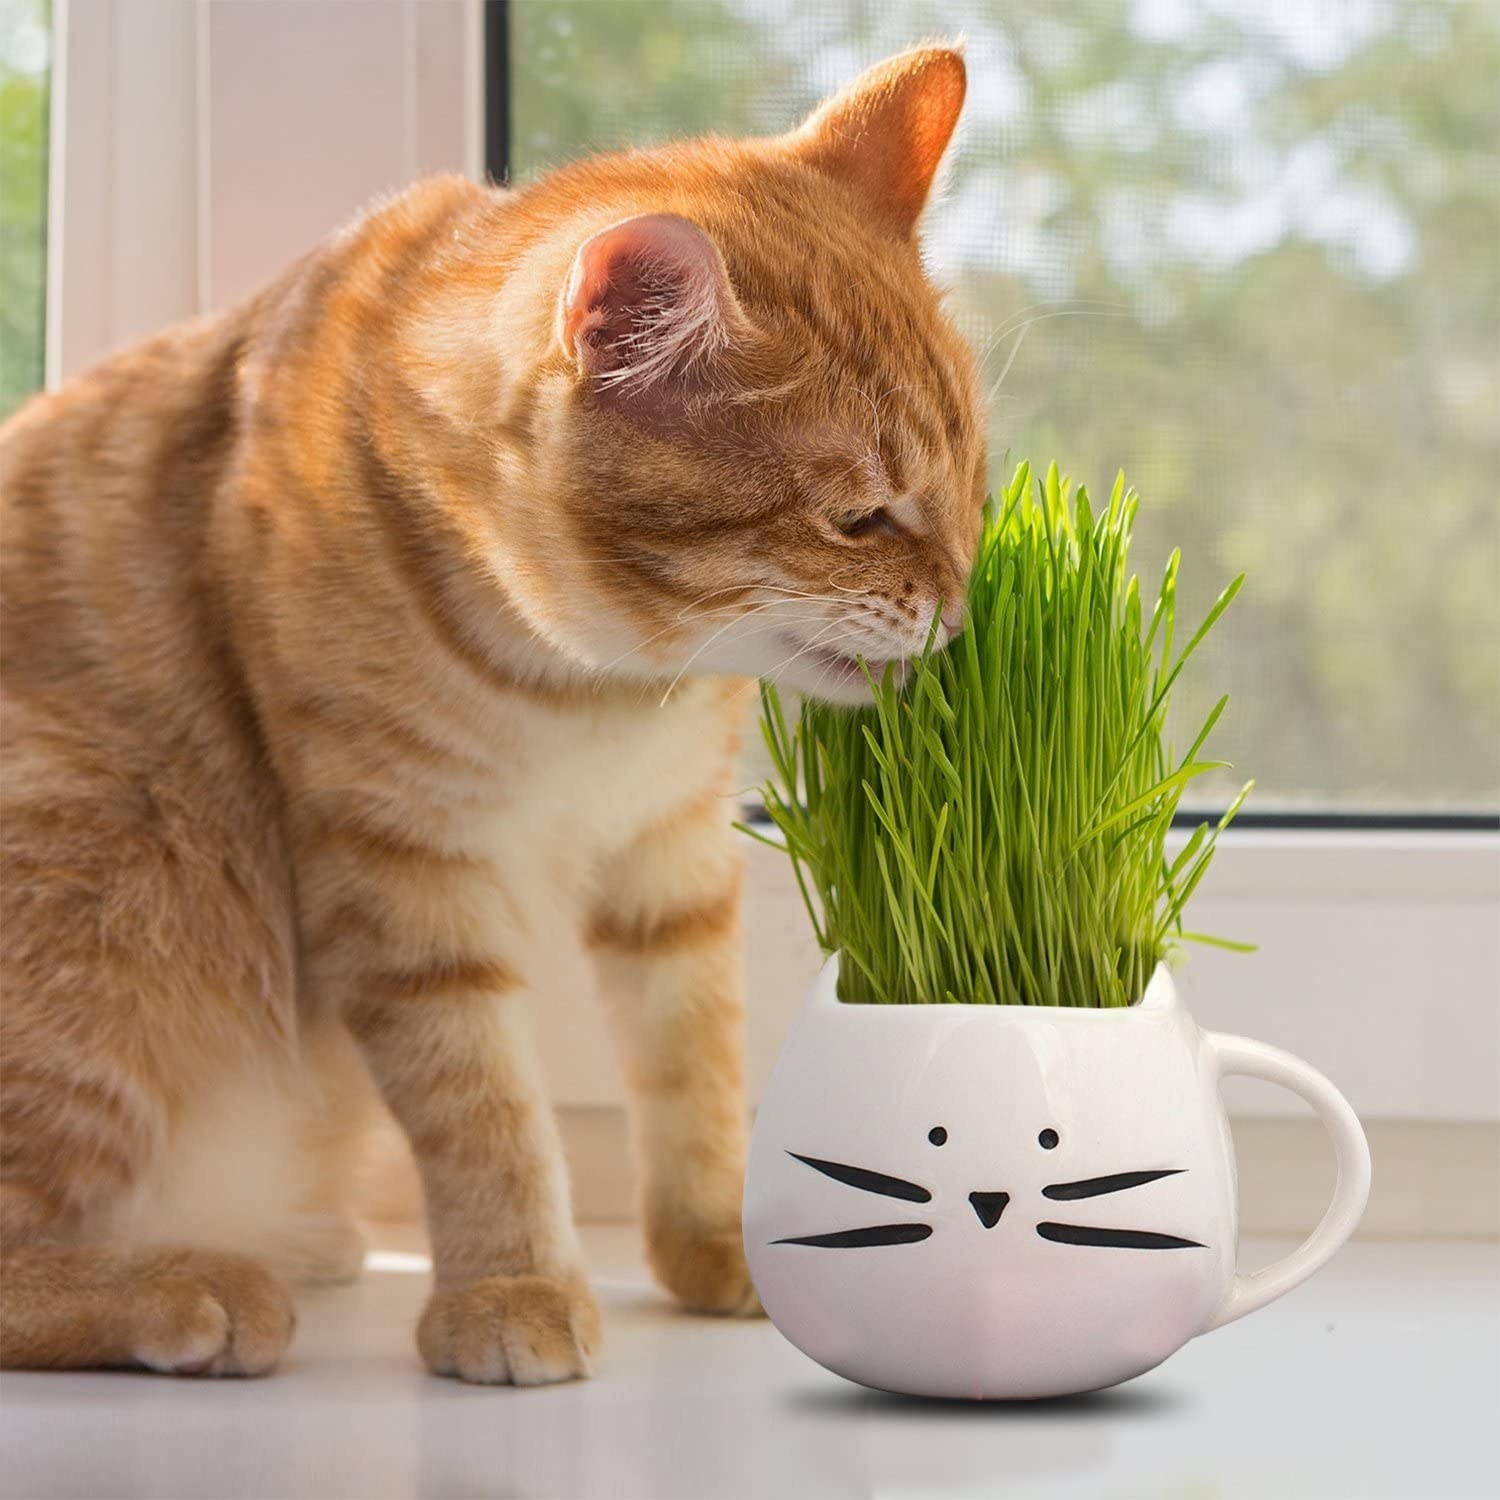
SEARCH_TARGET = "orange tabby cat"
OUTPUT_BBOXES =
[0,47,984,1382]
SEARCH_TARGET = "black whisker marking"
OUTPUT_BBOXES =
[1042,1168,1185,1201]
[1036,1222,1204,1250]
[786,1152,932,1203]
[773,1224,934,1249]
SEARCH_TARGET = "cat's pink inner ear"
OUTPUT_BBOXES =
[788,46,966,237]
[558,213,737,390]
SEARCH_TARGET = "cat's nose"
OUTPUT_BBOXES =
[968,1190,1010,1229]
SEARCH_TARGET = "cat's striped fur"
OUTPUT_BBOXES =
[0,47,983,1381]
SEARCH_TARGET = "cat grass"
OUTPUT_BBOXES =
[747,459,1253,1007]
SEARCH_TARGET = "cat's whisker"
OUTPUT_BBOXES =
[601,596,845,676]
[806,653,841,701]
[608,592,882,689]
[764,619,862,679]
[609,614,833,684]
[654,600,848,705]
[763,620,874,689]
[598,602,801,674]
[987,322,1032,406]
[662,610,843,673]
[825,564,893,597]
[981,297,1129,345]
[750,583,876,604]
[591,608,740,677]
[984,308,1134,404]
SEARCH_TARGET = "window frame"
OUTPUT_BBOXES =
[484,0,511,185]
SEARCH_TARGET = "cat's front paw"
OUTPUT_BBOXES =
[648,1225,764,1318]
[130,1250,296,1377]
[417,1272,600,1385]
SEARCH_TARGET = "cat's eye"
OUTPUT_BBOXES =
[1038,1128,1060,1150]
[928,1126,947,1146]
[834,507,899,540]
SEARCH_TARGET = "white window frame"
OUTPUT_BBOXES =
[47,0,485,386]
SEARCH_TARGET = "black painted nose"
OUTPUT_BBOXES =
[968,1191,1010,1229]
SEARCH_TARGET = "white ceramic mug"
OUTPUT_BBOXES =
[743,958,1371,1400]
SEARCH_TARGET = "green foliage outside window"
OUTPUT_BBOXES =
[0,0,48,421]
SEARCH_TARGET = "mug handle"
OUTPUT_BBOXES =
[1202,1032,1372,1332]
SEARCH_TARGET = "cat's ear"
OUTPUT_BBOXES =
[787,46,966,238]
[557,213,745,394]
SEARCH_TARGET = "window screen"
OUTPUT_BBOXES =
[508,0,1500,815]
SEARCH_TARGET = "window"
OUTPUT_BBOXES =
[499,0,1499,819]
[0,0,50,420]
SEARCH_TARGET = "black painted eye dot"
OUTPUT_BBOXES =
[928,1126,948,1146]
[1038,1128,1060,1150]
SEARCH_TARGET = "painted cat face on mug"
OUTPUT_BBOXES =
[524,49,987,702]
[742,964,1239,1399]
